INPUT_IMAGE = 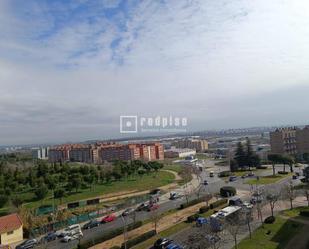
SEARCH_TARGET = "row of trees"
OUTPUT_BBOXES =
[230,139,261,172]
[0,159,164,208]
[268,154,294,176]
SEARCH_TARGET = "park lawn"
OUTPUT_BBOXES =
[282,206,309,218]
[23,171,175,209]
[232,168,268,177]
[195,153,209,160]
[245,173,292,185]
[163,164,183,174]
[237,217,303,249]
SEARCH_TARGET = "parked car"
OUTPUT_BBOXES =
[154,238,173,249]
[169,192,181,200]
[241,174,248,179]
[43,232,57,242]
[101,214,116,223]
[82,220,101,229]
[250,196,263,204]
[16,239,38,249]
[203,180,209,185]
[248,172,255,177]
[122,208,135,216]
[196,217,208,227]
[209,171,214,177]
[149,188,161,195]
[61,232,83,243]
[147,203,159,212]
[292,175,298,180]
[136,202,149,211]
[166,243,183,249]
[229,176,237,182]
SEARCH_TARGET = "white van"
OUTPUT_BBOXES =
[65,224,82,236]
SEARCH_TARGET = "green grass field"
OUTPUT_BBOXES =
[23,171,175,209]
[237,217,303,249]
[245,173,292,185]
[282,206,309,218]
[163,164,183,173]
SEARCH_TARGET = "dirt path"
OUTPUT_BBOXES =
[90,198,216,249]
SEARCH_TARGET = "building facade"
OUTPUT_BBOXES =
[270,126,309,157]
[32,147,49,160]
[164,148,196,158]
[172,139,208,152]
[0,214,23,245]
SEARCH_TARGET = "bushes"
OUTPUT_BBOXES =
[264,216,276,224]
[179,199,202,210]
[199,206,210,214]
[121,230,156,249]
[210,199,227,209]
[220,186,236,197]
[218,171,231,177]
[300,210,309,217]
[78,221,143,249]
[186,214,201,223]
[278,171,289,175]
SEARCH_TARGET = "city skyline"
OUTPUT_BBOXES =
[1,0,309,145]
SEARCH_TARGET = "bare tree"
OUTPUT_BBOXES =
[284,181,295,209]
[266,192,280,217]
[226,217,242,249]
[304,189,309,207]
[254,188,265,227]
[150,208,161,233]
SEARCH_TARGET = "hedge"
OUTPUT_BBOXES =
[218,171,231,177]
[179,199,202,210]
[78,221,143,249]
[121,230,156,249]
[220,186,236,197]
[300,210,309,217]
[209,199,227,209]
[186,214,201,223]
[278,171,289,175]
[264,216,276,224]
[199,206,210,214]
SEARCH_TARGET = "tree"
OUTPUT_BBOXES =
[11,196,23,210]
[34,184,48,200]
[304,189,309,207]
[70,174,82,192]
[54,188,66,204]
[268,154,281,176]
[234,142,246,169]
[266,192,280,217]
[245,139,254,170]
[0,194,8,208]
[226,213,244,249]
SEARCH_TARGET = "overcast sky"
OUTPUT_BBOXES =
[1,0,309,145]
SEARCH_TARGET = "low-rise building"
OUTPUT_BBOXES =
[172,138,208,152]
[164,147,196,158]
[0,214,23,245]
[32,147,49,160]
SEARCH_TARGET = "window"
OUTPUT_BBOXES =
[7,231,14,235]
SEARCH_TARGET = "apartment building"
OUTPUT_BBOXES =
[48,145,70,163]
[270,126,309,156]
[172,138,208,152]
[49,142,164,163]
[32,147,49,160]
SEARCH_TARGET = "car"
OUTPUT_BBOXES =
[292,175,298,180]
[82,220,101,229]
[169,192,181,200]
[43,232,57,242]
[250,196,263,204]
[209,171,214,177]
[196,217,208,227]
[101,214,116,223]
[166,243,183,249]
[203,180,208,185]
[229,176,237,182]
[242,201,253,209]
[153,238,173,249]
[149,188,161,195]
[61,232,83,243]
[16,239,38,249]
[122,208,135,216]
[147,203,159,212]
[136,202,149,211]
[248,172,255,177]
[241,174,248,179]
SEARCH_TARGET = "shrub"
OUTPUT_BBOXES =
[186,214,201,223]
[199,206,210,214]
[121,230,156,249]
[78,221,143,249]
[209,199,227,209]
[278,171,289,175]
[179,199,202,210]
[257,166,268,169]
[218,171,231,177]
[300,210,309,217]
[220,186,236,197]
[264,216,276,224]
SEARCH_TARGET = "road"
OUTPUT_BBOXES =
[35,160,303,249]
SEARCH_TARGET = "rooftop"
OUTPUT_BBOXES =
[0,213,23,234]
